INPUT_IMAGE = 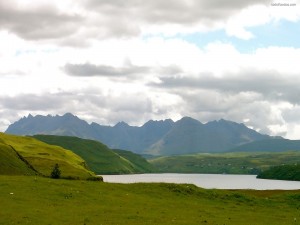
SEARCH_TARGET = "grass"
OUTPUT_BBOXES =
[33,135,155,174]
[150,151,300,174]
[1,175,300,225]
[0,133,94,179]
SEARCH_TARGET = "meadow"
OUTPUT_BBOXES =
[1,175,300,225]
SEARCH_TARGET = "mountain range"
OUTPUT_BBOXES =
[6,113,278,155]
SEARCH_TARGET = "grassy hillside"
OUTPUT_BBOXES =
[258,164,300,181]
[33,135,154,174]
[1,175,300,225]
[112,149,156,173]
[0,133,94,179]
[0,142,36,175]
[149,151,300,174]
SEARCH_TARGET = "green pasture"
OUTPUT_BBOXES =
[1,175,300,225]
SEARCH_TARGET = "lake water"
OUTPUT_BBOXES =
[101,173,300,190]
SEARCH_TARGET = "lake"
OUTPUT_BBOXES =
[101,173,300,190]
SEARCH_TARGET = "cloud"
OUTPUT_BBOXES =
[1,1,300,140]
[146,65,300,136]
[86,0,270,24]
[63,63,149,77]
[0,89,156,127]
[153,70,300,104]
[1,0,286,43]
[0,1,82,41]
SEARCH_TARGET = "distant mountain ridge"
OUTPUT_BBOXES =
[6,113,277,155]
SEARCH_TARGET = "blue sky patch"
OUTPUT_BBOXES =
[179,19,300,53]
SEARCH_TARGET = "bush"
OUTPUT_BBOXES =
[87,176,103,182]
[50,164,61,179]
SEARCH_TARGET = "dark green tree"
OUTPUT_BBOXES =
[51,163,61,179]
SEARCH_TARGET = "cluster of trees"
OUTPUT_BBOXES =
[257,164,300,181]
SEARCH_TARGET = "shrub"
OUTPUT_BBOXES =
[87,176,103,182]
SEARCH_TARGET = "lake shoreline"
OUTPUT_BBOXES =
[101,173,300,190]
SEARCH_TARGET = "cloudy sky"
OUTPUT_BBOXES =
[1,0,300,139]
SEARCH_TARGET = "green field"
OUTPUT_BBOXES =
[0,133,94,179]
[33,135,156,174]
[1,175,300,225]
[150,151,300,174]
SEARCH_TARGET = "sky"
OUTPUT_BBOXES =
[1,0,300,139]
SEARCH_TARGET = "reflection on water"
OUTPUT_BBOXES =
[101,173,300,190]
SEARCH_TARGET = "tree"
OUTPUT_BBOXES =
[51,163,61,179]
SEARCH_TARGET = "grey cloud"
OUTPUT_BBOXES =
[0,0,270,42]
[157,65,183,76]
[147,69,300,136]
[0,89,155,129]
[153,71,300,104]
[0,1,82,40]
[0,93,67,111]
[86,0,270,28]
[282,107,300,123]
[64,63,149,77]
[165,88,284,136]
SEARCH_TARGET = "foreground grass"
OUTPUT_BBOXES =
[1,176,300,225]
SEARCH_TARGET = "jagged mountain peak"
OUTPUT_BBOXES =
[142,119,174,128]
[114,121,130,128]
[176,116,202,125]
[5,113,276,155]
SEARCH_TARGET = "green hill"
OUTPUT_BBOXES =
[149,151,300,174]
[257,164,300,181]
[112,149,156,173]
[33,135,155,174]
[0,133,94,179]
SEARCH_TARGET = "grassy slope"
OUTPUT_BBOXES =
[149,151,300,174]
[112,149,157,173]
[0,133,93,179]
[1,175,300,225]
[33,135,152,174]
[0,142,36,175]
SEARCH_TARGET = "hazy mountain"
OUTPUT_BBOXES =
[146,117,273,155]
[6,113,276,155]
[6,113,94,138]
